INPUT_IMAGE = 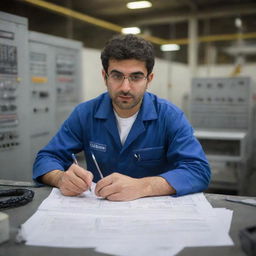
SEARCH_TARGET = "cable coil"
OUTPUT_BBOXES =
[0,189,34,209]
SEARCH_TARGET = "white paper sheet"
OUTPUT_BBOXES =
[18,186,234,256]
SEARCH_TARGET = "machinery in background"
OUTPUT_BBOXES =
[28,31,83,167]
[28,32,57,168]
[0,11,83,181]
[0,12,31,181]
[42,32,83,130]
[190,77,254,194]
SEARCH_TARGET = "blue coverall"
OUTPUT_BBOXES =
[33,92,211,196]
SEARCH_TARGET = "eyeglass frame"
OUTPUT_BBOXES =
[105,70,149,85]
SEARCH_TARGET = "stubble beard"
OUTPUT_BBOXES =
[113,92,142,110]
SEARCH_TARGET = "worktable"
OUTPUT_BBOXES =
[0,186,255,256]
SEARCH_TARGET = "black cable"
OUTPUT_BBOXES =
[0,189,34,209]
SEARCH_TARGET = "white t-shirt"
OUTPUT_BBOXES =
[114,111,138,145]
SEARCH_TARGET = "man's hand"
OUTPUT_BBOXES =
[95,172,176,201]
[95,173,144,201]
[41,165,93,196]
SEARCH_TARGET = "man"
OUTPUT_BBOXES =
[33,34,211,201]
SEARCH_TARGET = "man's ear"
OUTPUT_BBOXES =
[102,69,107,83]
[146,72,154,89]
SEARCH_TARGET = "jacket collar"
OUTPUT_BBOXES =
[94,92,158,121]
[94,93,113,119]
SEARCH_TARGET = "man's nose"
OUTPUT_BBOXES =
[120,77,131,91]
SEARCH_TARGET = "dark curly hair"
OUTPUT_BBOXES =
[101,34,155,75]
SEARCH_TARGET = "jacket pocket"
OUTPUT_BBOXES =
[133,146,165,166]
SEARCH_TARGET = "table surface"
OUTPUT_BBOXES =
[0,186,255,256]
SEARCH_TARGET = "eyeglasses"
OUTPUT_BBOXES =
[106,72,147,85]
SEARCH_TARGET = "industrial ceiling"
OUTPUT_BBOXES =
[1,0,256,63]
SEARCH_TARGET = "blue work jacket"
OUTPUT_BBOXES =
[33,92,211,196]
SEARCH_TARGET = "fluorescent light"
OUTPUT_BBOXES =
[235,18,242,28]
[160,44,180,52]
[127,1,152,9]
[122,27,141,34]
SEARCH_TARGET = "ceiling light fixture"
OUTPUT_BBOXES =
[160,44,180,52]
[122,27,141,34]
[235,18,242,28]
[126,1,152,9]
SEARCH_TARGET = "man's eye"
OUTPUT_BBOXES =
[111,74,123,80]
[130,75,144,81]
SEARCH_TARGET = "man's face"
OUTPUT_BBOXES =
[102,59,153,117]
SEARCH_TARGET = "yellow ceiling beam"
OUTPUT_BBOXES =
[23,0,122,33]
[139,34,169,45]
[199,32,256,43]
[23,0,256,46]
[164,32,256,45]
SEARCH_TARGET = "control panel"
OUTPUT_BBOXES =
[0,11,31,181]
[56,53,77,102]
[190,77,252,130]
[0,13,83,181]
[0,42,20,132]
[29,31,83,130]
[55,45,82,129]
[28,32,57,165]
[190,77,253,193]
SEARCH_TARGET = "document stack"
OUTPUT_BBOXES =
[18,184,233,256]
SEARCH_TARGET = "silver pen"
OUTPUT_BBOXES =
[91,152,104,179]
[72,153,92,192]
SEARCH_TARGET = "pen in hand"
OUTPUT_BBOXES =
[72,153,92,192]
[91,152,104,179]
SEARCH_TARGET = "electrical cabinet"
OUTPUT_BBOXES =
[28,32,57,166]
[28,31,83,166]
[28,32,83,130]
[0,12,31,181]
[190,77,253,194]
[0,13,83,181]
[190,77,252,130]
[55,42,83,129]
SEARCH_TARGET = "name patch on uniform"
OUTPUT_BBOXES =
[89,141,107,152]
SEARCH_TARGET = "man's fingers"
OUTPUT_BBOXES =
[64,168,88,191]
[95,172,143,201]
[106,192,124,201]
[95,175,113,196]
[96,183,117,198]
[59,177,84,195]
[71,164,93,187]
[58,165,93,195]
